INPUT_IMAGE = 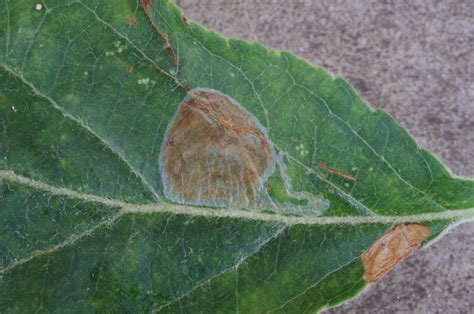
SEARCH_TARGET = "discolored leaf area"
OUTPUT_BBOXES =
[160,89,275,208]
[0,0,473,312]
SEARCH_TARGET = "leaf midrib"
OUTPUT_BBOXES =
[2,170,473,226]
[1,170,472,297]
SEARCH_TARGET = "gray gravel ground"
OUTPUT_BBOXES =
[176,0,474,313]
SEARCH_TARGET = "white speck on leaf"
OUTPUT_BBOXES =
[35,3,43,11]
[138,78,151,85]
[11,105,17,113]
[114,40,126,53]
[296,144,308,156]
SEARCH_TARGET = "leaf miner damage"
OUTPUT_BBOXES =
[361,223,430,282]
[140,0,178,65]
[159,89,275,208]
[318,162,356,181]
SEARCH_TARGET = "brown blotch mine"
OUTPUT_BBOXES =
[160,89,275,207]
[361,223,430,282]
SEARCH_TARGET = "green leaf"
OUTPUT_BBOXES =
[0,0,472,312]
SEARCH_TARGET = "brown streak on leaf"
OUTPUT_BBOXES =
[318,162,356,181]
[140,0,178,65]
[361,224,430,282]
[160,32,178,65]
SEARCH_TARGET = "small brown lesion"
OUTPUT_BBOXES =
[160,89,274,208]
[361,223,431,283]
[127,16,138,27]
[181,15,189,25]
[159,32,178,65]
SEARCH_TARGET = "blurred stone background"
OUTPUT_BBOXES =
[175,0,473,313]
